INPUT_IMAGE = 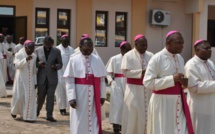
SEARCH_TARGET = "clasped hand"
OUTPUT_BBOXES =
[38,62,45,68]
[173,73,188,89]
[26,56,32,61]
[69,98,106,109]
[52,64,58,70]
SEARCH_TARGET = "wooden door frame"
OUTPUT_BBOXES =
[14,16,27,43]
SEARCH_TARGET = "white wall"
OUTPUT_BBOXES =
[92,0,131,64]
[199,0,215,63]
[185,0,201,14]
[146,0,192,62]
[33,0,77,48]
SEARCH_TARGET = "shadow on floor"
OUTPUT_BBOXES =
[35,117,70,126]
[12,117,69,126]
[0,102,11,108]
[103,130,114,134]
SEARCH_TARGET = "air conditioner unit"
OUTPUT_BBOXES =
[150,9,171,26]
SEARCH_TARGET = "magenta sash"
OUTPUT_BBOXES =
[114,73,124,77]
[153,82,194,134]
[3,54,6,59]
[127,76,144,85]
[75,74,102,134]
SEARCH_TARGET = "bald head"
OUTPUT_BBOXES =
[19,37,26,45]
[6,35,12,43]
[120,42,131,56]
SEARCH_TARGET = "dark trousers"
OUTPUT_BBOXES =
[37,78,57,118]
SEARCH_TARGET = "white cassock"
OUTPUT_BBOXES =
[63,53,106,134]
[144,48,189,134]
[72,47,99,57]
[106,54,125,125]
[121,48,153,134]
[5,42,16,81]
[0,50,7,97]
[56,44,74,110]
[14,43,23,53]
[72,47,106,120]
[11,49,37,121]
[0,42,8,82]
[185,55,215,134]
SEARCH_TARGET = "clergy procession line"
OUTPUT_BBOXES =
[0,30,214,134]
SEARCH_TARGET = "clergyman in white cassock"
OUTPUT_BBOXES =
[0,34,8,83]
[0,35,7,97]
[0,34,7,97]
[56,34,74,115]
[121,34,153,134]
[0,53,7,98]
[63,37,106,134]
[185,40,215,134]
[143,31,194,134]
[72,34,106,120]
[106,41,131,133]
[5,35,16,83]
[14,37,25,53]
[11,40,37,121]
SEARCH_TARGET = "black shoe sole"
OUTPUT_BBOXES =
[46,118,57,122]
[11,114,16,118]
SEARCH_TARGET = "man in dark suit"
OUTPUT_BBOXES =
[35,36,62,122]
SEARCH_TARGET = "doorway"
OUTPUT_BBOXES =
[14,16,27,44]
[207,6,215,47]
[0,16,27,44]
[0,16,14,42]
[0,5,27,44]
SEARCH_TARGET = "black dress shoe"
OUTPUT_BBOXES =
[113,124,121,133]
[11,114,16,118]
[37,111,40,117]
[64,112,69,116]
[46,117,57,122]
[24,120,35,123]
[62,111,66,116]
[60,109,67,116]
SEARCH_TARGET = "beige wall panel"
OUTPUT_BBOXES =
[76,0,92,46]
[185,0,203,14]
[192,13,200,56]
[131,0,147,47]
[146,0,192,62]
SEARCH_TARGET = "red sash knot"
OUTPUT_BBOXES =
[153,82,194,134]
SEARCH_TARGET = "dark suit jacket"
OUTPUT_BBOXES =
[35,46,62,85]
